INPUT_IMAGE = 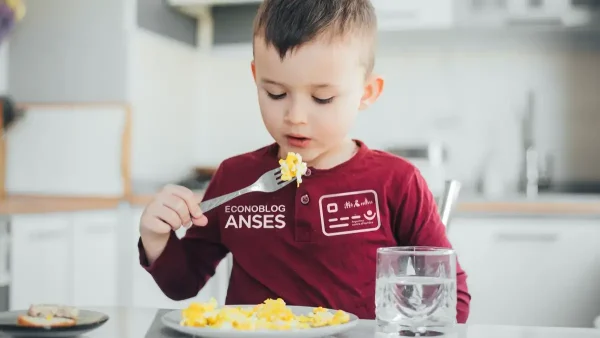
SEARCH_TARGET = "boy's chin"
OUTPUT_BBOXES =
[277,144,316,162]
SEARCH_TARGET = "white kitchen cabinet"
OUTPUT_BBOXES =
[505,0,571,22]
[71,210,120,307]
[10,209,123,310]
[448,216,600,328]
[10,214,73,310]
[372,0,454,31]
[130,207,232,309]
[9,204,231,311]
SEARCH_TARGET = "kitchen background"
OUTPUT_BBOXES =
[0,0,600,331]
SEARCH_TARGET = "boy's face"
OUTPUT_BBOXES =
[251,36,383,165]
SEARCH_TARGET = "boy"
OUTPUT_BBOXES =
[138,0,470,322]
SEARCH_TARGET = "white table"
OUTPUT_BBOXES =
[83,307,600,338]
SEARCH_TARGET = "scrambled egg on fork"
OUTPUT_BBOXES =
[180,298,350,331]
[279,152,308,187]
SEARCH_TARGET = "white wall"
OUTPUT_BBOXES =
[4,4,599,191]
[129,28,205,185]
[2,0,205,188]
[7,0,128,102]
[0,43,7,94]
[0,0,134,198]
[194,31,600,190]
[367,31,600,189]
[193,45,273,166]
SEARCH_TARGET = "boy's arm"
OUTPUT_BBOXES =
[394,170,471,323]
[138,164,230,301]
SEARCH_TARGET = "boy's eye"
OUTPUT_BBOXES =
[313,96,334,105]
[267,92,287,100]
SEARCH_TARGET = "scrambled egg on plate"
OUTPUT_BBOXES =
[180,298,350,331]
[279,152,308,187]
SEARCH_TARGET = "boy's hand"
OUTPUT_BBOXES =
[140,184,208,236]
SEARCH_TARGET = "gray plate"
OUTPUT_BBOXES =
[0,309,109,337]
[161,305,359,338]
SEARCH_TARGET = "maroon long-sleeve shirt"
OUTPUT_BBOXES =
[138,140,471,322]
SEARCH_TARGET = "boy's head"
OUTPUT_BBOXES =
[251,0,384,167]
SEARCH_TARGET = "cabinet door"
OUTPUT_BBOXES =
[10,214,72,310]
[373,0,454,30]
[454,0,509,28]
[71,210,119,307]
[506,0,566,20]
[449,216,600,327]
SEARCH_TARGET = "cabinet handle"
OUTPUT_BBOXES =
[29,230,65,240]
[494,232,558,243]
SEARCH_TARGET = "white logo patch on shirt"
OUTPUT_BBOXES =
[318,190,381,236]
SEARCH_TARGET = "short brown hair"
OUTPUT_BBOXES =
[253,0,378,74]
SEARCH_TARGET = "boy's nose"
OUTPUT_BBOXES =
[284,101,308,125]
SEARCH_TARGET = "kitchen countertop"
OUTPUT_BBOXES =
[129,188,600,217]
[86,180,600,216]
[0,191,598,216]
[457,193,600,216]
[56,307,600,338]
[0,195,123,215]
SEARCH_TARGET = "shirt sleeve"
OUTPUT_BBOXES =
[138,162,230,301]
[394,170,471,324]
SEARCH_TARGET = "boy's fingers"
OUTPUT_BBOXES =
[154,206,182,230]
[192,215,208,227]
[161,194,191,226]
[165,185,203,218]
[141,214,171,234]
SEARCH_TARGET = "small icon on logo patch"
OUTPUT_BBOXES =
[319,190,381,236]
[327,203,338,213]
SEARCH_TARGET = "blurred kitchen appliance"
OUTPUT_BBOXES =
[517,90,554,198]
[518,90,539,198]
[386,142,448,197]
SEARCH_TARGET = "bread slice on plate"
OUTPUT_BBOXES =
[27,304,79,320]
[15,304,79,328]
[17,315,76,328]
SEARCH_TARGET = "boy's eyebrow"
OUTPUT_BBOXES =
[261,78,284,86]
[261,78,334,88]
[311,83,334,88]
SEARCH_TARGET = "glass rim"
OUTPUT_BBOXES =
[377,246,455,256]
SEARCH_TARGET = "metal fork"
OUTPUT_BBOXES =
[200,167,295,213]
[176,167,295,237]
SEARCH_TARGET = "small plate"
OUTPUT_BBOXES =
[161,305,359,338]
[0,309,109,337]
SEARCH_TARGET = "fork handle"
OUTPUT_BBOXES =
[199,186,252,213]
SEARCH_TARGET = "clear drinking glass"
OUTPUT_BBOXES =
[375,246,457,337]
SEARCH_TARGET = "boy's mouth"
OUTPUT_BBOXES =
[286,134,311,148]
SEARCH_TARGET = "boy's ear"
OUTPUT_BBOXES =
[359,75,384,110]
[251,61,256,82]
